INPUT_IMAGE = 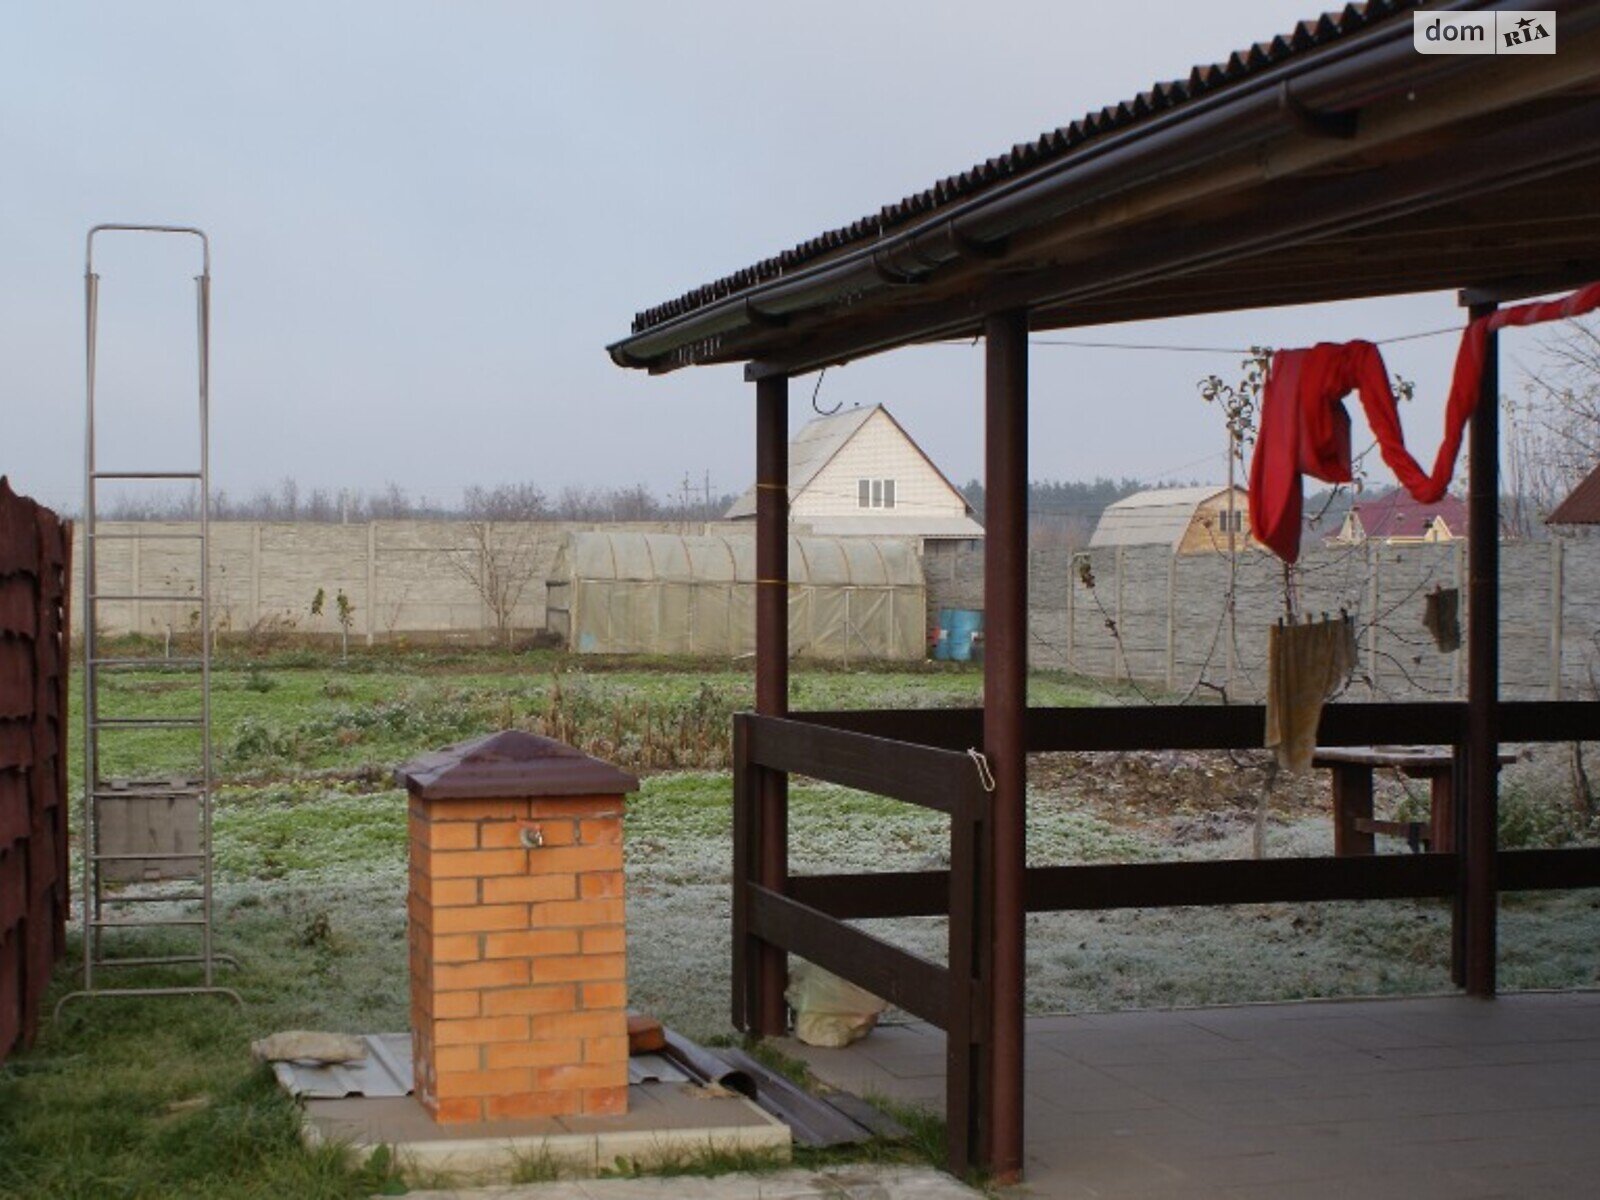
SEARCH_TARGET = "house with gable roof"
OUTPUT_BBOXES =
[724,404,984,553]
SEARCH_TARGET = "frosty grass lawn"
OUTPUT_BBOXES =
[4,645,1598,1197]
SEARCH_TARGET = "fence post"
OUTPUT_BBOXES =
[1114,545,1126,682]
[249,523,262,630]
[1066,553,1076,671]
[1367,542,1381,694]
[1550,537,1564,700]
[1165,550,1177,692]
[366,521,378,646]
[131,528,143,638]
[1452,540,1464,699]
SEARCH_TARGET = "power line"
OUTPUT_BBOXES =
[919,320,1467,357]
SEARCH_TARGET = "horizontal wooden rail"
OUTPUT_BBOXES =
[1499,847,1600,891]
[791,854,1459,919]
[745,883,955,1029]
[794,701,1600,750]
[743,714,984,818]
[1499,703,1600,743]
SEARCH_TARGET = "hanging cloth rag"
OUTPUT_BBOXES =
[1265,615,1357,775]
[1250,282,1600,563]
[1423,586,1461,654]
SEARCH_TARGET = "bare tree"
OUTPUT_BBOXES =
[441,484,551,647]
[1513,315,1600,526]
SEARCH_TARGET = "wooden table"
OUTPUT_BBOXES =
[1312,746,1515,856]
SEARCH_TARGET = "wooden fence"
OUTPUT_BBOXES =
[0,478,72,1063]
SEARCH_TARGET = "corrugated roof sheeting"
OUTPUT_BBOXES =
[0,478,71,1065]
[630,1,1417,336]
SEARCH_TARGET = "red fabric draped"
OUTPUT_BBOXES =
[1250,282,1600,564]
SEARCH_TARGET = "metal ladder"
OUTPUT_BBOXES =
[57,225,240,1012]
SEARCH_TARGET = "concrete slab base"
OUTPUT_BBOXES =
[302,1082,791,1183]
[400,1164,983,1199]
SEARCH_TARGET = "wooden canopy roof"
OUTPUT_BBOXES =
[609,1,1600,378]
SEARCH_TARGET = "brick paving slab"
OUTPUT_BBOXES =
[780,992,1600,1199]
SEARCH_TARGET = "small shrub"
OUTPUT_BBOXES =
[242,667,276,694]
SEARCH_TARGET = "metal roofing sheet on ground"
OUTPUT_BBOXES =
[271,1032,414,1099]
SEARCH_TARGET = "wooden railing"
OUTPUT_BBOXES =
[731,712,991,1173]
[739,698,1600,1171]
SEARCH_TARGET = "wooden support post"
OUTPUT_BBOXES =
[983,310,1028,1181]
[754,373,790,1036]
[1465,301,1500,998]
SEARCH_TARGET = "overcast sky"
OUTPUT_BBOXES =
[1,2,1535,514]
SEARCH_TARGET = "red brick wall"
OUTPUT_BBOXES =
[409,792,628,1122]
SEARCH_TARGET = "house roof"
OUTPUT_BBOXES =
[1350,490,1468,538]
[609,2,1600,376]
[725,406,876,518]
[623,2,1416,340]
[1089,486,1244,550]
[1547,463,1600,524]
[724,404,976,529]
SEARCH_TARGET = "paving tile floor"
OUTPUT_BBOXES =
[402,1165,983,1199]
[780,992,1600,1199]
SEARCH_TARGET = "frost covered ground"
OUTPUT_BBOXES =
[10,649,1599,1196]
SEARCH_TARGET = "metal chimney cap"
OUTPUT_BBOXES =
[394,730,639,801]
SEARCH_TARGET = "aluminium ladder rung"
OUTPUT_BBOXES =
[89,593,202,603]
[86,531,205,541]
[91,470,201,480]
[89,657,206,668]
[92,789,207,800]
[90,851,207,862]
[98,892,205,904]
[89,918,207,929]
[92,716,206,729]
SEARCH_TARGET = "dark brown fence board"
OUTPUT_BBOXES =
[746,715,980,817]
[791,855,1458,919]
[1499,847,1600,891]
[745,882,952,1029]
[0,478,70,1064]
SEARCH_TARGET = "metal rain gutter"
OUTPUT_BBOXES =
[607,0,1583,373]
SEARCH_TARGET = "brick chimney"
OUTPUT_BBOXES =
[397,730,638,1123]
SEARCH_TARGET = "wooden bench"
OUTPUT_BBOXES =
[1312,746,1515,856]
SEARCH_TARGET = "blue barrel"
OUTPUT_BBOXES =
[933,609,955,660]
[946,609,984,662]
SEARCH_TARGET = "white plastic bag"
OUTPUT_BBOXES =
[785,961,887,1048]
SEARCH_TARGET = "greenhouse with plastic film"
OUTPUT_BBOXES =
[546,531,925,661]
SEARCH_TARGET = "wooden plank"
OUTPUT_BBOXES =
[794,704,1469,753]
[791,871,948,918]
[745,883,951,1029]
[1498,847,1600,892]
[730,715,753,1031]
[790,855,1458,919]
[747,716,980,818]
[1499,701,1600,742]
